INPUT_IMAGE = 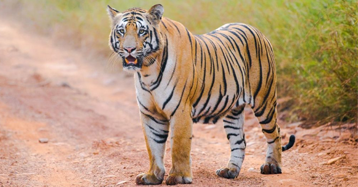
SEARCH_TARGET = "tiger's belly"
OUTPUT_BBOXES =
[191,82,245,124]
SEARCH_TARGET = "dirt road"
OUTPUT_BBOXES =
[0,19,357,187]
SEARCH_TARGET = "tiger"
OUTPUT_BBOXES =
[107,4,295,185]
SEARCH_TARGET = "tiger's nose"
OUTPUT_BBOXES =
[124,47,136,53]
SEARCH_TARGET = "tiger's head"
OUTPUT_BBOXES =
[107,4,164,72]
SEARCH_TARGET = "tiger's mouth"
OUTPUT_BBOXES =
[125,55,137,65]
[122,55,142,71]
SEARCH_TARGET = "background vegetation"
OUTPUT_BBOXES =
[1,0,357,125]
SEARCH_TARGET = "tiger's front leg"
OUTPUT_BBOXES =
[165,108,193,185]
[136,113,169,185]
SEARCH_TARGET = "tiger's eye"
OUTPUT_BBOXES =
[119,29,124,34]
[139,29,145,34]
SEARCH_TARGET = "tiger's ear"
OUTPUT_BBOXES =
[148,4,164,24]
[107,5,119,20]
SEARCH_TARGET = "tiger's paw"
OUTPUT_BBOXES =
[216,167,239,179]
[135,173,163,185]
[260,163,282,174]
[165,174,192,185]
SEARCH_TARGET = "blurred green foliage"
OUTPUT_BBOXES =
[1,0,357,124]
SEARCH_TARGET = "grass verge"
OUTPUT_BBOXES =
[1,0,356,125]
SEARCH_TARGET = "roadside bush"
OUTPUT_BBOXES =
[1,0,356,124]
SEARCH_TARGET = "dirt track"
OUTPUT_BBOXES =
[0,19,357,187]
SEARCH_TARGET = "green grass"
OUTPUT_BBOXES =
[1,0,357,124]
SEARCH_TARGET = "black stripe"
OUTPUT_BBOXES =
[192,37,211,109]
[227,58,241,97]
[201,106,212,117]
[186,28,193,49]
[170,80,188,117]
[184,62,196,106]
[226,115,239,120]
[265,44,272,83]
[235,138,245,145]
[231,148,245,152]
[197,91,211,117]
[219,95,234,117]
[224,124,241,130]
[146,15,152,24]
[152,132,168,139]
[253,49,263,100]
[137,97,150,112]
[166,58,177,88]
[231,106,244,116]
[129,12,142,16]
[254,75,274,116]
[162,82,177,110]
[137,73,151,93]
[240,25,263,102]
[226,34,247,98]
[150,37,168,91]
[146,124,169,134]
[196,41,214,116]
[151,131,168,144]
[267,136,279,144]
[167,19,181,36]
[234,28,252,68]
[234,27,253,104]
[198,39,204,67]
[208,34,232,75]
[259,106,276,124]
[192,68,206,109]
[227,133,239,140]
[161,20,168,31]
[223,119,235,124]
[213,95,230,118]
[210,85,224,115]
[152,28,160,51]
[241,25,258,58]
[254,28,264,56]
[217,33,236,52]
[255,102,267,117]
[262,124,276,134]
[141,111,168,125]
[221,63,227,95]
[201,35,218,73]
[194,38,198,65]
[152,137,167,144]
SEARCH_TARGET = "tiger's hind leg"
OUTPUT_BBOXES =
[255,103,282,174]
[216,105,246,179]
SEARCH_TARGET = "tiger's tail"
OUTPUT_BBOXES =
[282,135,295,152]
